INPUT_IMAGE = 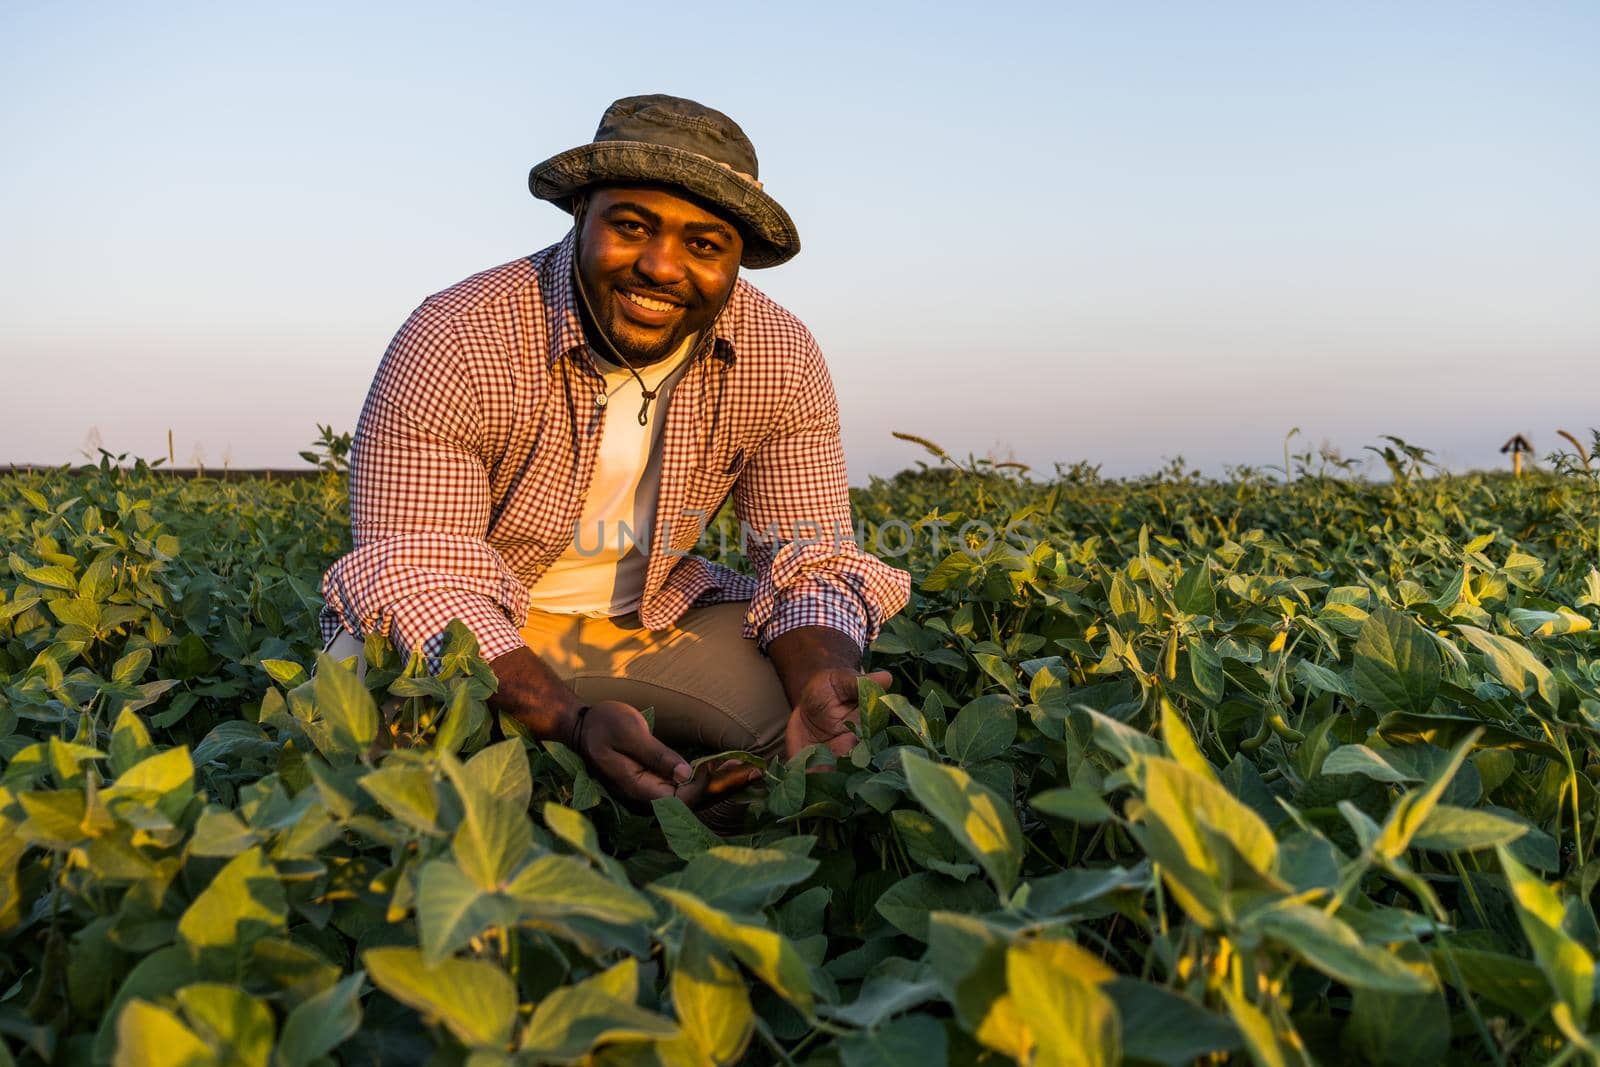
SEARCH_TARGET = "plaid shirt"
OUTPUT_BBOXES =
[319,232,910,664]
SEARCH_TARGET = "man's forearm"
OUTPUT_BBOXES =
[488,646,584,745]
[765,625,863,707]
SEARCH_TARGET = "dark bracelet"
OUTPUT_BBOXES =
[570,704,593,754]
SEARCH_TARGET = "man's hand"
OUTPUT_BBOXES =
[766,625,891,761]
[574,701,760,806]
[785,667,893,759]
[490,647,755,808]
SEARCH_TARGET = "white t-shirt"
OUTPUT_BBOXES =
[524,333,698,616]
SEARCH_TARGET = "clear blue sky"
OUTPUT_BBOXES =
[4,1,1596,480]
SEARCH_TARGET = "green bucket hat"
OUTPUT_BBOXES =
[528,94,800,269]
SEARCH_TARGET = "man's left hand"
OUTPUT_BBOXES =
[784,666,893,759]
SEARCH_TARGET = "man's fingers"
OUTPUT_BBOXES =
[610,724,693,787]
[674,759,760,809]
[864,669,893,689]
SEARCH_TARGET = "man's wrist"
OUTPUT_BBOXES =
[765,625,863,706]
[488,646,585,743]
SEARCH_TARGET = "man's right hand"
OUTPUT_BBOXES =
[573,700,760,807]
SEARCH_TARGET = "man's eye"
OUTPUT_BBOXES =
[690,239,723,254]
[613,220,647,235]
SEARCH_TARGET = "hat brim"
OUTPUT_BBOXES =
[529,141,799,269]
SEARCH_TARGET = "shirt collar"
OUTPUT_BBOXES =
[541,229,737,370]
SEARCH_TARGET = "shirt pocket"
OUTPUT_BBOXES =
[683,462,739,519]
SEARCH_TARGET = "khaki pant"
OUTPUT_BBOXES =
[327,602,790,826]
[516,601,789,760]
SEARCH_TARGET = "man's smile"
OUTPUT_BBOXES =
[615,287,687,327]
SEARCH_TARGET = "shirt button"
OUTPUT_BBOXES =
[595,393,607,407]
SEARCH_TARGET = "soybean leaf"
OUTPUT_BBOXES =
[362,946,516,1049]
[671,924,754,1066]
[837,1014,948,1067]
[943,695,1016,765]
[1496,845,1596,1022]
[1252,904,1435,994]
[652,886,814,1013]
[901,751,1022,895]
[1350,607,1440,715]
[276,971,364,1067]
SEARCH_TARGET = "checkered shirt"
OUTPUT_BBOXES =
[319,231,911,665]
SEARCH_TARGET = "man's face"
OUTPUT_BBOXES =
[574,184,744,365]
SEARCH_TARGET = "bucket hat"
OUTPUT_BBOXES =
[529,94,800,269]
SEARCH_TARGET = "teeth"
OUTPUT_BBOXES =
[622,291,678,312]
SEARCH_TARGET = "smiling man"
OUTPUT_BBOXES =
[319,95,910,827]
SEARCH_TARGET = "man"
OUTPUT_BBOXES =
[319,95,910,824]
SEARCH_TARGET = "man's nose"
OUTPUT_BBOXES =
[634,236,688,286]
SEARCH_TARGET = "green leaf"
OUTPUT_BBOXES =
[943,694,1016,765]
[112,999,214,1067]
[1409,804,1528,852]
[261,659,308,688]
[106,745,195,824]
[1219,984,1309,1067]
[1252,904,1435,994]
[1108,978,1240,1066]
[901,751,1023,895]
[1159,696,1213,781]
[112,648,153,685]
[189,808,260,857]
[652,796,721,860]
[177,847,286,972]
[441,753,533,891]
[311,651,379,758]
[837,1014,948,1067]
[1320,745,1418,784]
[275,972,364,1067]
[1133,756,1280,928]
[1342,985,1449,1067]
[109,709,156,777]
[671,925,754,1066]
[359,762,441,835]
[1372,733,1479,862]
[520,958,679,1061]
[1294,659,1352,699]
[876,872,997,941]
[467,738,533,812]
[416,859,516,965]
[1455,625,1557,708]
[1004,937,1119,1067]
[658,846,819,914]
[1174,562,1215,616]
[1029,786,1113,825]
[1496,845,1595,1022]
[927,911,1008,1031]
[1508,607,1592,638]
[363,946,517,1049]
[652,886,814,1013]
[174,984,274,1067]
[824,967,941,1029]
[1350,607,1440,715]
[505,853,656,926]
[1188,637,1225,702]
[23,564,77,592]
[1433,946,1553,1018]
[79,556,115,601]
[892,809,979,877]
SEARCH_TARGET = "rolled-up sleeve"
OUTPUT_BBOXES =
[735,333,910,651]
[319,307,529,665]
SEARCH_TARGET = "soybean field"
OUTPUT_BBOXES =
[4,432,1600,1066]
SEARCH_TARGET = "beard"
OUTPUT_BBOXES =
[595,288,695,366]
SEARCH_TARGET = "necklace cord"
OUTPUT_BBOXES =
[571,207,664,427]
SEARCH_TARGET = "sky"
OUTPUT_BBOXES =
[3,1,1597,482]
